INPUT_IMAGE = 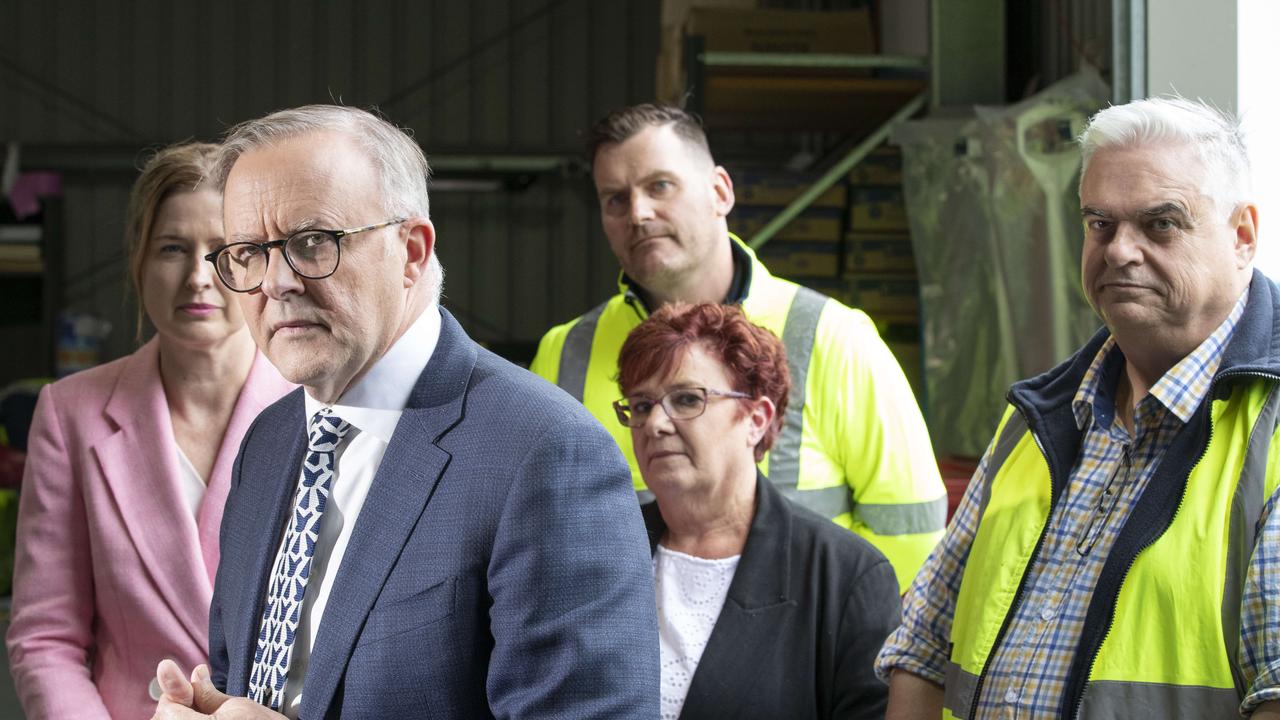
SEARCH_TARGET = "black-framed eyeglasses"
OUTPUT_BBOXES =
[203,217,406,293]
[612,386,752,428]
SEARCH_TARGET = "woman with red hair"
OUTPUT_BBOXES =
[616,303,900,720]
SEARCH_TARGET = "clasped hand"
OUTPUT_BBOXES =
[150,660,288,720]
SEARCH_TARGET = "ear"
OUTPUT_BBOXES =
[744,396,775,448]
[711,165,735,218]
[1233,202,1259,268]
[401,217,436,288]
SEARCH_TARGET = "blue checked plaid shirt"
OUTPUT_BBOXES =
[877,290,1280,718]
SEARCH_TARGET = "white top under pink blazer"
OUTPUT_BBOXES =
[7,338,293,719]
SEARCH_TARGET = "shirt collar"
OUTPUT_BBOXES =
[304,305,442,444]
[1072,288,1249,430]
[618,234,752,314]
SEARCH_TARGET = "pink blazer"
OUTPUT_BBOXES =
[6,338,293,720]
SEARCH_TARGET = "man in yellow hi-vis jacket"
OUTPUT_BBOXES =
[530,104,945,590]
[877,97,1280,720]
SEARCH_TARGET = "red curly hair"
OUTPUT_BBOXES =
[617,303,790,461]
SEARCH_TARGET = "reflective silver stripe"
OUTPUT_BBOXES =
[556,300,609,402]
[769,286,828,491]
[1077,680,1239,718]
[853,496,948,535]
[979,410,1030,518]
[636,489,654,505]
[779,485,851,519]
[1222,385,1280,696]
[942,661,979,719]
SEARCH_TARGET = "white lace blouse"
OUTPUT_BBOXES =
[653,544,741,720]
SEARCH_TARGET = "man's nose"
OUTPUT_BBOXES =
[259,246,305,299]
[629,192,656,226]
[1104,222,1145,267]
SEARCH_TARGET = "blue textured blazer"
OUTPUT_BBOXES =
[209,308,660,718]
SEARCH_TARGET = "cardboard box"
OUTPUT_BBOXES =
[658,5,875,103]
[847,147,903,186]
[731,170,847,209]
[731,205,842,243]
[758,242,840,278]
[847,232,915,273]
[686,7,875,54]
[657,0,758,103]
[844,274,919,319]
[849,186,908,232]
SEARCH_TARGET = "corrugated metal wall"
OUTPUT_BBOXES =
[1,0,659,363]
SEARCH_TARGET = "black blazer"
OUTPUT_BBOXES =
[643,473,900,720]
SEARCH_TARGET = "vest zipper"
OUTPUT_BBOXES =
[968,404,1062,720]
[1066,368,1279,718]
[1067,424,1208,719]
[622,291,647,321]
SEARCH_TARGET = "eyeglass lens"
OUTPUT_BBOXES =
[618,388,708,427]
[215,231,339,291]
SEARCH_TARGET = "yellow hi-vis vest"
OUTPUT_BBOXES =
[943,382,1280,719]
[530,236,946,590]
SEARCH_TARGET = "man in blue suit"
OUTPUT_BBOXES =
[151,105,659,719]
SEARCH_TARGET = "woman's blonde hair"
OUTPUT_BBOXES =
[124,142,220,340]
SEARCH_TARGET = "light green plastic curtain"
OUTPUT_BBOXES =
[898,69,1109,457]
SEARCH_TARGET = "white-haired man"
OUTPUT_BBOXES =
[878,97,1280,719]
[149,105,659,719]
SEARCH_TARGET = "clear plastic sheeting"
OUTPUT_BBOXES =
[897,70,1109,457]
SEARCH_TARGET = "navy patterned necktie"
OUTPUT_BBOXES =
[248,410,353,711]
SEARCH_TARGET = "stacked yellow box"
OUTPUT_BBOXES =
[728,169,847,280]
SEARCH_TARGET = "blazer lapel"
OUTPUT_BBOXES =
[657,475,797,720]
[93,339,211,649]
[300,308,474,717]
[224,389,307,695]
[196,351,293,587]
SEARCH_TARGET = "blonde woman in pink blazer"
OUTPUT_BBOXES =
[6,143,293,719]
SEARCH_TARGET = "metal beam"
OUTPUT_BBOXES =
[18,145,579,177]
[1112,0,1147,103]
[700,52,927,70]
[748,90,929,251]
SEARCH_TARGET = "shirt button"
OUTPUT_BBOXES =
[1005,687,1019,703]
[1040,604,1057,621]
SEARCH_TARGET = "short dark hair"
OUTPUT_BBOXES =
[585,103,712,166]
[618,303,790,461]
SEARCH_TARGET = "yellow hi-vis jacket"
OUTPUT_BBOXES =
[944,276,1280,719]
[530,235,946,589]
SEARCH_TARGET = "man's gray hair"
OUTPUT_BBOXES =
[1079,96,1252,211]
[211,104,443,302]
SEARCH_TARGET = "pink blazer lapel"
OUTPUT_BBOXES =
[93,339,212,649]
[196,351,294,585]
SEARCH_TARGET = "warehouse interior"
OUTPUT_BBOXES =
[0,0,1277,716]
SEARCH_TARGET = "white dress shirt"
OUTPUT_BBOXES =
[274,306,441,719]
